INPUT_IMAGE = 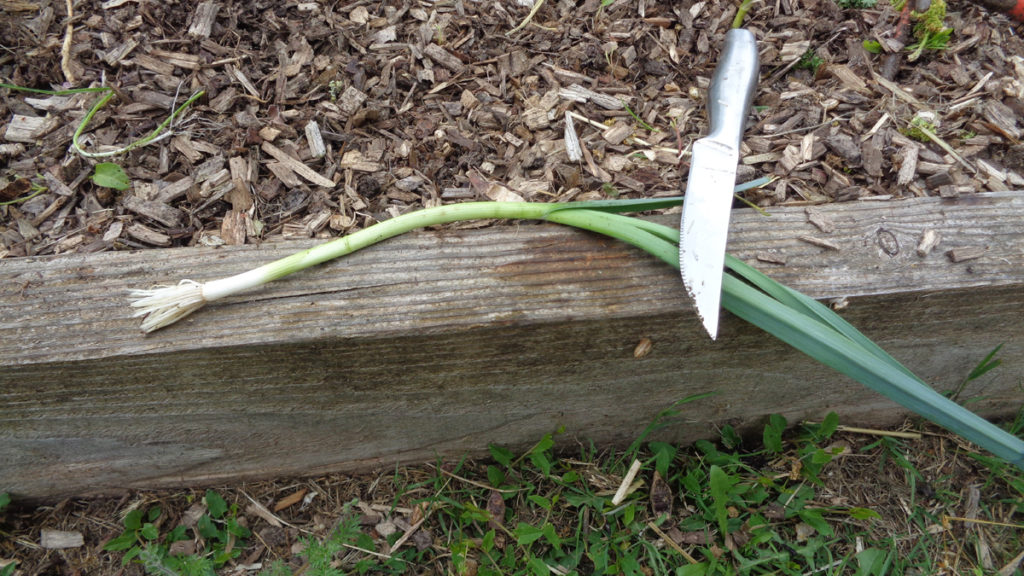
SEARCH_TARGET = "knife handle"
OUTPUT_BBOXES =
[706,29,760,151]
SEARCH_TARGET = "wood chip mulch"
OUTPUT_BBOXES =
[1,0,1022,261]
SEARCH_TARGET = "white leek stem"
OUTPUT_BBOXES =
[130,202,554,332]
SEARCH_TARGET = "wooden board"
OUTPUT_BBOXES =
[2,192,1023,500]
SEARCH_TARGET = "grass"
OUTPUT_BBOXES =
[6,404,1019,575]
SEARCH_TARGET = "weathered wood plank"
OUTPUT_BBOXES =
[2,192,1023,499]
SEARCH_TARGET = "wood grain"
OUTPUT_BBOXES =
[2,192,1022,499]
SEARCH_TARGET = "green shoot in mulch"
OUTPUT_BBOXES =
[91,162,132,191]
[859,0,951,59]
[834,0,878,9]
[795,49,825,74]
[0,81,203,201]
[103,490,250,576]
[0,82,203,159]
[0,177,46,206]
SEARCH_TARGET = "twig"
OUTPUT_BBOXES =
[342,542,402,561]
[611,458,642,506]
[912,122,976,174]
[646,521,701,564]
[387,516,427,554]
[836,425,922,439]
[432,465,523,493]
[942,515,1024,530]
[61,0,75,83]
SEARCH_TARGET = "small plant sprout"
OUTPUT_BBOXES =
[127,195,1024,471]
[0,82,203,159]
[91,162,131,191]
[796,48,826,74]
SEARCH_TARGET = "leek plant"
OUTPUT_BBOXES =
[130,197,1024,470]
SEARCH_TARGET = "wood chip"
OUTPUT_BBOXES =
[4,115,60,143]
[305,120,326,158]
[338,85,367,115]
[187,1,220,38]
[261,142,335,188]
[43,171,75,197]
[947,246,986,263]
[126,222,171,246]
[149,49,201,70]
[522,107,551,130]
[220,209,247,245]
[798,235,840,251]
[423,43,464,73]
[40,529,83,549]
[155,176,194,203]
[133,53,175,75]
[916,229,940,257]
[103,38,137,65]
[122,195,184,227]
[981,100,1021,141]
[896,143,919,186]
[266,161,303,187]
[925,171,954,188]
[229,65,261,98]
[602,123,631,145]
[558,83,625,110]
[779,40,811,62]
[338,150,382,172]
[564,111,582,162]
[756,251,787,265]
[805,207,835,234]
[829,64,869,93]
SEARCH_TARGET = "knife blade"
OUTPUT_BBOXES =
[679,28,760,340]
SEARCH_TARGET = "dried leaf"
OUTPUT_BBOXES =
[649,471,673,518]
[486,490,506,530]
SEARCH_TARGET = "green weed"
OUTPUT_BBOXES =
[621,101,657,132]
[835,0,878,8]
[0,493,12,576]
[903,115,938,142]
[795,49,825,74]
[0,176,47,206]
[104,490,250,576]
[91,162,132,191]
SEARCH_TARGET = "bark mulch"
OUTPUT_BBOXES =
[2,0,1022,260]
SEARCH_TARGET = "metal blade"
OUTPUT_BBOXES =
[678,28,759,340]
[679,138,739,340]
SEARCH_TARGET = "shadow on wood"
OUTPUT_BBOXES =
[2,192,1023,499]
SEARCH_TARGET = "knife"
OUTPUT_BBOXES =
[679,28,760,340]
